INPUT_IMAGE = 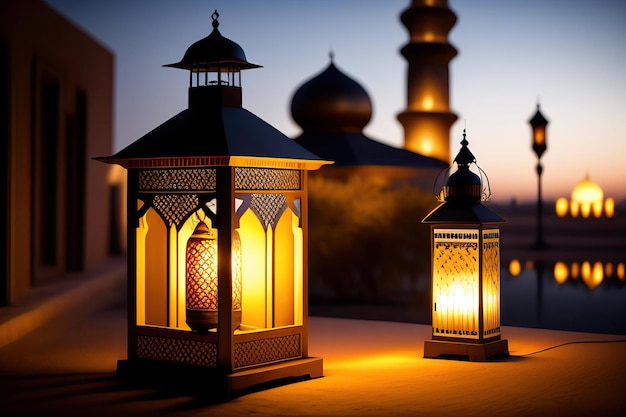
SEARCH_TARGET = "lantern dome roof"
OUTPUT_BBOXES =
[290,56,372,133]
[571,174,604,205]
[164,10,261,71]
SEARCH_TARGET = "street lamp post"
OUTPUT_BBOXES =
[529,104,549,249]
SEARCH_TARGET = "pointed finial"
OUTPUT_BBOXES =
[211,9,220,29]
[461,128,468,147]
[329,49,334,63]
[454,129,476,166]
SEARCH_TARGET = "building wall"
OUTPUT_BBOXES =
[0,0,115,304]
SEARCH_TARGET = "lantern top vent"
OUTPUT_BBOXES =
[423,130,503,224]
[434,130,491,203]
[164,10,261,72]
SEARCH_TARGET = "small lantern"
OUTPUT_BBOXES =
[185,222,242,332]
[96,11,330,396]
[422,131,508,361]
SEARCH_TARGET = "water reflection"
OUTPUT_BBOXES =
[508,259,626,290]
[502,258,626,335]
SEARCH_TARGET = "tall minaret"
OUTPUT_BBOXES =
[397,0,458,163]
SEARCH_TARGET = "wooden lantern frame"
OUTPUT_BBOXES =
[422,132,508,361]
[96,11,330,396]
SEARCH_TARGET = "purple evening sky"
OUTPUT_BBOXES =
[45,0,626,203]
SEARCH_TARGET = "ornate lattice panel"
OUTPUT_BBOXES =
[250,194,287,230]
[234,334,301,369]
[482,229,501,338]
[152,194,199,227]
[432,229,479,339]
[235,168,300,190]
[139,168,216,191]
[137,335,217,367]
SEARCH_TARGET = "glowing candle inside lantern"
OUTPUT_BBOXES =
[185,222,242,332]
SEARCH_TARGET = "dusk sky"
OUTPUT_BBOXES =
[45,0,626,203]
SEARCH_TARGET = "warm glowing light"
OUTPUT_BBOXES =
[605,262,614,277]
[605,198,615,218]
[432,229,480,339]
[581,262,589,281]
[431,229,501,341]
[421,139,434,155]
[335,352,418,370]
[508,259,521,277]
[185,222,243,331]
[570,262,580,279]
[571,175,604,218]
[239,208,270,328]
[581,261,604,290]
[617,263,625,281]
[555,197,568,217]
[533,127,545,146]
[422,96,434,110]
[559,176,614,218]
[554,261,569,284]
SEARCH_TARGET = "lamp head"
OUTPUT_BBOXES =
[529,103,548,159]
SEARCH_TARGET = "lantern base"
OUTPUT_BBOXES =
[186,309,242,332]
[424,339,509,362]
[116,356,323,399]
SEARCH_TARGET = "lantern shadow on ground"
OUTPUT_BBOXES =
[0,370,316,413]
[115,359,320,404]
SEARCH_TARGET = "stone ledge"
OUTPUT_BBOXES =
[0,257,126,349]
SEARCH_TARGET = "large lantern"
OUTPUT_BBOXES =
[422,131,508,361]
[96,11,330,396]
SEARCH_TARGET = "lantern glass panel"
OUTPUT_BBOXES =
[533,126,546,146]
[238,198,303,330]
[432,228,480,340]
[482,229,501,339]
[136,207,168,327]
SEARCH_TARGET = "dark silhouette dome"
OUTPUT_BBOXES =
[165,10,260,71]
[291,58,372,133]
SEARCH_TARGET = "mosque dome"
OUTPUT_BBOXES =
[291,57,372,133]
[571,175,604,218]
[572,176,604,204]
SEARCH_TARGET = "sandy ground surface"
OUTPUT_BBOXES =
[1,299,625,417]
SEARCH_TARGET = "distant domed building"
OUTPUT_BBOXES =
[290,56,447,188]
[555,174,615,218]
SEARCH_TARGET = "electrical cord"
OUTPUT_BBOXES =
[518,339,626,357]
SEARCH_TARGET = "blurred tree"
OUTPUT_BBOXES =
[308,175,437,303]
